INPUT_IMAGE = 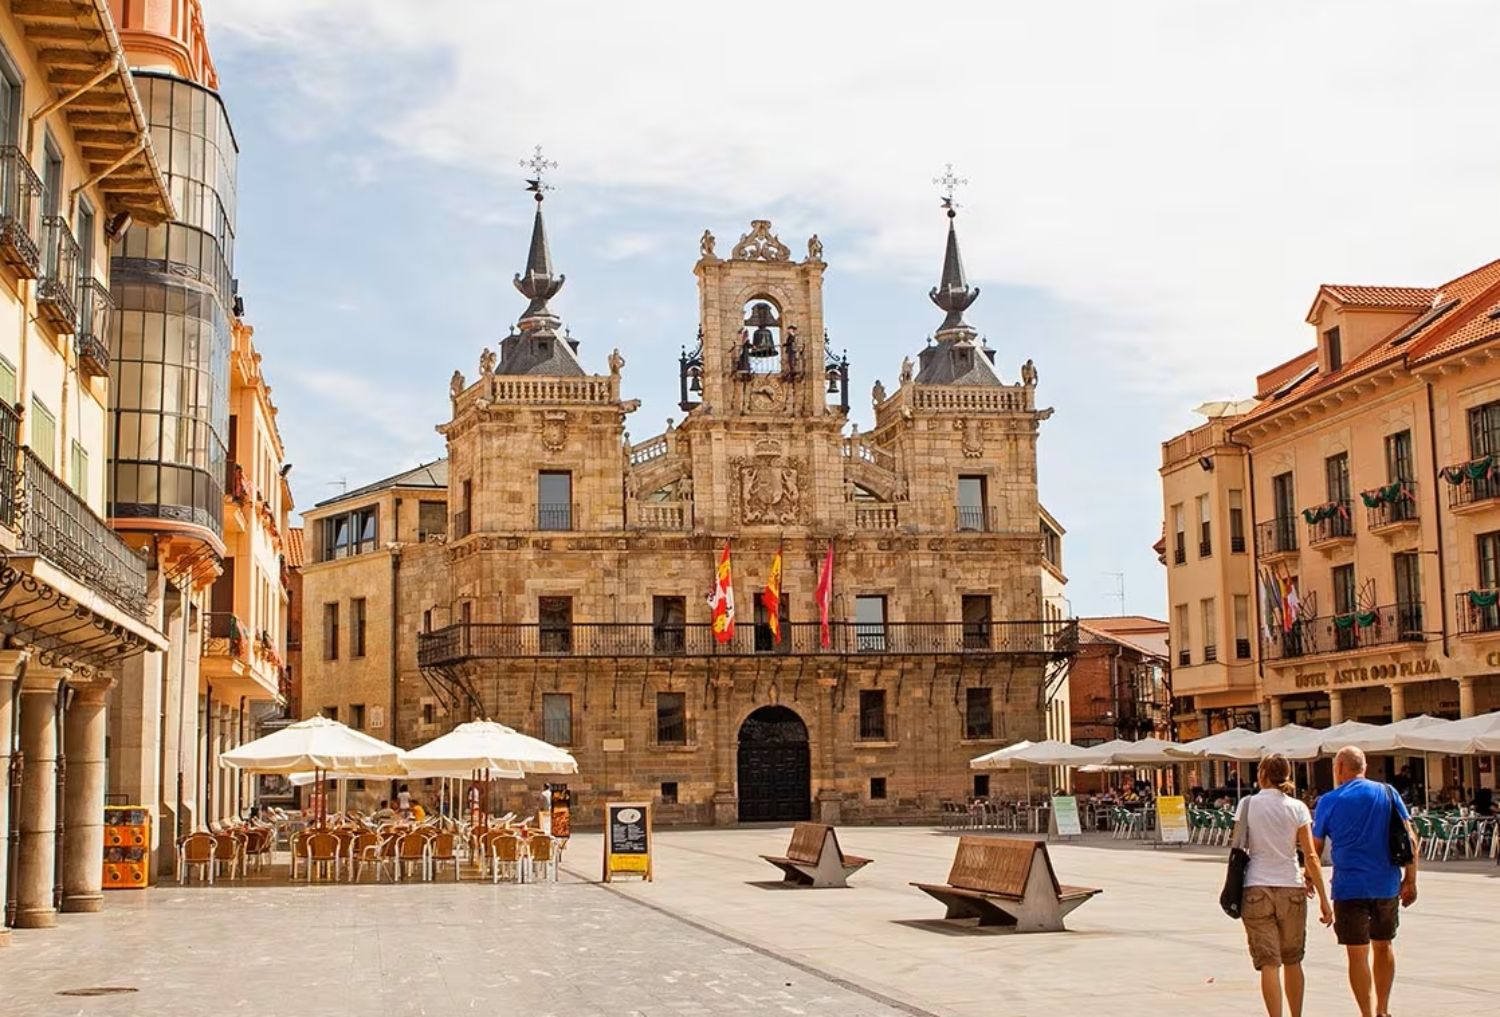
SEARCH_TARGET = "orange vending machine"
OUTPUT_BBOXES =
[103,805,150,889]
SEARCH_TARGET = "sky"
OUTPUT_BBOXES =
[204,0,1500,618]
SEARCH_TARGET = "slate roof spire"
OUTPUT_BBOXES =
[514,145,565,335]
[929,165,979,341]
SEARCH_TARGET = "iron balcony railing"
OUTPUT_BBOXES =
[1255,517,1298,556]
[1173,538,1185,565]
[1261,603,1424,661]
[16,447,148,620]
[75,278,112,377]
[0,401,18,527]
[418,618,1080,667]
[1364,480,1418,529]
[1455,590,1500,636]
[1442,461,1500,509]
[1305,500,1353,544]
[203,611,247,660]
[36,215,79,331]
[956,505,1001,532]
[537,502,575,531]
[0,146,42,278]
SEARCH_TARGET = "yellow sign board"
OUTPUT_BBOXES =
[603,801,653,882]
[1156,795,1189,845]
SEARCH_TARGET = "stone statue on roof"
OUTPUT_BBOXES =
[899,356,914,386]
[479,347,496,376]
[872,379,886,404]
[608,347,625,377]
[700,229,716,259]
[450,370,465,398]
[1021,359,1038,387]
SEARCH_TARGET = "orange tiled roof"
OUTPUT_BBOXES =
[1319,285,1437,309]
[1407,258,1500,364]
[285,527,305,569]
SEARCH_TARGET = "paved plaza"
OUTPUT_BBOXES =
[1,827,1494,1017]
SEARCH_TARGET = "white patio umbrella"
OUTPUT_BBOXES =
[222,716,405,824]
[1340,714,1452,754]
[968,740,1035,770]
[1165,726,1272,761]
[402,720,577,778]
[1076,738,1182,766]
[1274,720,1382,761]
[1397,711,1500,754]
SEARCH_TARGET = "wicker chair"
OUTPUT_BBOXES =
[429,832,460,881]
[177,832,217,885]
[527,835,558,882]
[487,832,522,884]
[212,832,244,880]
[396,831,430,881]
[305,830,341,883]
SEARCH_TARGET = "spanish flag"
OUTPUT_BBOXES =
[762,546,784,644]
[710,541,736,643]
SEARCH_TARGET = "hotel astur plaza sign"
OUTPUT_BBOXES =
[1292,657,1441,691]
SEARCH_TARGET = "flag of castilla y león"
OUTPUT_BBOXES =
[709,542,735,643]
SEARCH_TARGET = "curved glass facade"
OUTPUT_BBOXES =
[108,72,237,536]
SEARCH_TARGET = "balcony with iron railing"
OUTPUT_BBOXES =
[1441,458,1500,511]
[0,147,42,278]
[203,611,249,661]
[956,505,1002,532]
[418,618,1080,667]
[1304,500,1353,547]
[0,401,19,526]
[1455,590,1500,636]
[1255,517,1298,559]
[1261,603,1424,661]
[537,502,575,531]
[75,278,113,378]
[36,216,79,332]
[15,447,148,621]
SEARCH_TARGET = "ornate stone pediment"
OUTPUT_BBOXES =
[731,220,791,262]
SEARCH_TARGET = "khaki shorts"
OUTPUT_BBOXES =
[1241,886,1308,970]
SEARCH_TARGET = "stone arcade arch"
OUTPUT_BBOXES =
[736,705,811,823]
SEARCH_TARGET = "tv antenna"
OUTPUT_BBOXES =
[1102,572,1125,615]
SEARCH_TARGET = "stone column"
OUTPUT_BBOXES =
[108,569,164,880]
[0,650,27,947]
[62,684,108,914]
[1267,696,1285,729]
[1327,689,1345,726]
[1389,682,1407,723]
[1458,676,1477,719]
[15,667,66,929]
[710,677,737,826]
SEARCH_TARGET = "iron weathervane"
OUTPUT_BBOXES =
[521,144,558,201]
[933,162,968,217]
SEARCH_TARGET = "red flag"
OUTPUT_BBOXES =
[710,542,736,643]
[815,541,834,648]
[762,546,784,644]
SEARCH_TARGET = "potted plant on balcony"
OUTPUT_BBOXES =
[228,614,245,658]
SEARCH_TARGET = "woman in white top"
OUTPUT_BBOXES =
[1234,753,1333,1017]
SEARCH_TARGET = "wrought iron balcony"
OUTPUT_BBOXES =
[1364,480,1418,531]
[1261,603,1424,661]
[0,147,42,278]
[1172,538,1185,565]
[956,505,1001,532]
[0,401,18,527]
[1441,458,1500,510]
[537,502,574,531]
[203,611,248,660]
[418,618,1080,667]
[1304,500,1353,545]
[75,278,112,377]
[16,447,148,620]
[1255,517,1298,557]
[1455,590,1500,636]
[36,216,79,331]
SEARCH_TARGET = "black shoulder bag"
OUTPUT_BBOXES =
[1386,784,1414,866]
[1219,797,1251,919]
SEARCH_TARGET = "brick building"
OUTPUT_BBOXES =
[1068,616,1171,747]
[300,182,1074,826]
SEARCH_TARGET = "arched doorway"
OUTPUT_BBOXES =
[737,705,811,823]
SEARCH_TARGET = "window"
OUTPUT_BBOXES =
[542,693,573,745]
[754,592,789,653]
[1326,453,1350,505]
[973,774,990,799]
[962,595,992,650]
[1470,401,1500,458]
[854,595,887,652]
[1386,430,1413,482]
[76,199,93,284]
[421,702,436,725]
[1228,490,1246,553]
[652,595,686,653]
[1233,594,1251,660]
[1041,520,1062,569]
[41,133,61,218]
[858,689,887,740]
[655,692,687,745]
[69,440,88,501]
[0,355,15,405]
[322,603,339,660]
[1175,603,1190,667]
[1171,503,1185,564]
[461,600,472,626]
[417,500,446,540]
[1393,552,1422,639]
[869,777,887,800]
[1324,326,1342,372]
[455,479,473,538]
[29,396,55,471]
[957,475,988,531]
[323,507,377,560]
[1200,598,1217,662]
[660,781,678,804]
[422,609,432,633]
[1271,472,1296,550]
[0,53,19,146]
[351,598,367,658]
[321,705,338,721]
[964,687,994,739]
[1197,494,1212,557]
[1477,531,1500,632]
[538,471,572,530]
[1332,563,1357,650]
[539,596,572,653]
[349,704,366,730]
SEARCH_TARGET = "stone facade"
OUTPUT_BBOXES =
[301,203,1073,825]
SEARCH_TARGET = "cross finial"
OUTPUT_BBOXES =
[933,162,968,218]
[520,144,558,202]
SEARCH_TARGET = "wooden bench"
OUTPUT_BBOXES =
[911,836,1101,932]
[759,822,872,888]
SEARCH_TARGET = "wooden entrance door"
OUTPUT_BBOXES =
[737,705,811,823]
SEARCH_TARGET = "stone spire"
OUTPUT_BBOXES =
[513,162,565,335]
[911,165,1002,388]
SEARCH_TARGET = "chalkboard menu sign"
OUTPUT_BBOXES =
[603,801,653,881]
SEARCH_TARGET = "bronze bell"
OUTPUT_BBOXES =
[826,370,841,393]
[749,326,776,357]
[744,302,779,357]
[689,368,702,393]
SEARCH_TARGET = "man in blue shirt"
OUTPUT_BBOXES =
[1313,746,1419,1017]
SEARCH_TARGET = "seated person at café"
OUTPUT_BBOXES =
[411,800,427,822]
[372,800,396,821]
[1472,787,1496,816]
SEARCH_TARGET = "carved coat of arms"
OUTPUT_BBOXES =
[735,453,803,524]
[538,410,568,452]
